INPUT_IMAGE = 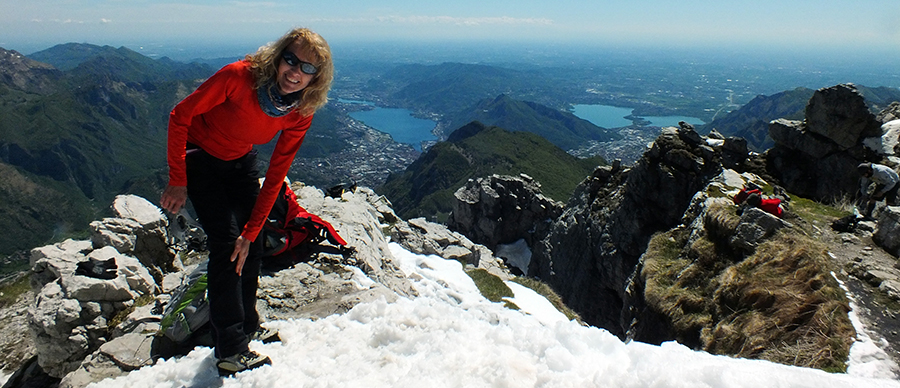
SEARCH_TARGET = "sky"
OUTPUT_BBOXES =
[2,0,900,59]
[10,242,894,388]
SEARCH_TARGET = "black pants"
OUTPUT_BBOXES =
[185,146,262,359]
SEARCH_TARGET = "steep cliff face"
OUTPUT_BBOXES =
[529,126,723,336]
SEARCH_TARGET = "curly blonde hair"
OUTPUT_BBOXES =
[245,27,333,115]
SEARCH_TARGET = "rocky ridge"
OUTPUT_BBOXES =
[1,183,510,388]
[446,84,900,372]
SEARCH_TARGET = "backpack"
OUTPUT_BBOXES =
[259,182,348,267]
[733,186,762,205]
[156,182,348,349]
[158,261,210,347]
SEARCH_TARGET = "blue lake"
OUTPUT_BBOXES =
[571,104,705,129]
[344,101,437,152]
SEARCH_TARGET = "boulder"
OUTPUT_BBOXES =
[805,83,882,149]
[766,84,880,201]
[90,195,178,282]
[874,206,900,256]
[730,207,790,253]
[447,174,564,250]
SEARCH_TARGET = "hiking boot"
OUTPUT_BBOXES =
[216,350,271,376]
[251,327,281,344]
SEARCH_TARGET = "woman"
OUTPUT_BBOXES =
[160,27,333,376]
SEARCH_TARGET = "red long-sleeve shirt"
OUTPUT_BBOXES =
[167,60,312,242]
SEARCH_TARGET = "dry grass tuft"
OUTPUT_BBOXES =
[706,233,853,372]
[703,201,742,242]
[641,198,854,372]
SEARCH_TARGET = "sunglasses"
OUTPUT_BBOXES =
[281,50,318,75]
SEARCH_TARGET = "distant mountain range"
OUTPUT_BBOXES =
[377,121,605,221]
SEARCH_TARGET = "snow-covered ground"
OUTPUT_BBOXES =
[83,243,900,388]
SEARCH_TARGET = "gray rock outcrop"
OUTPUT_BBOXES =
[29,243,156,378]
[90,195,179,282]
[873,206,900,257]
[447,173,564,250]
[390,217,510,280]
[19,182,512,388]
[766,84,882,201]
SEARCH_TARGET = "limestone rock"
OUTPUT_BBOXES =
[293,185,416,297]
[877,102,900,123]
[390,217,509,280]
[805,83,882,149]
[30,239,93,289]
[766,84,879,201]
[447,174,564,250]
[27,211,165,379]
[874,206,900,256]
[730,207,790,252]
[91,195,177,282]
[19,182,513,387]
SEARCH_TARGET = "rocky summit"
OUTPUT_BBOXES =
[1,183,510,388]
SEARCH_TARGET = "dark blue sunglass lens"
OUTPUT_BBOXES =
[299,62,318,75]
[281,51,318,75]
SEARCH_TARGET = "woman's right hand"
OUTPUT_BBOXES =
[160,185,188,214]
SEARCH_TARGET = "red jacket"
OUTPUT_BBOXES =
[167,60,312,242]
[758,198,784,218]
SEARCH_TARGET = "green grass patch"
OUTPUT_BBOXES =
[0,274,31,308]
[466,269,514,304]
[787,195,852,225]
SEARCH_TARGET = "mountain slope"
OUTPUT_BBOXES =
[447,94,621,151]
[377,121,604,220]
[0,48,61,95]
[700,87,814,151]
[0,46,217,256]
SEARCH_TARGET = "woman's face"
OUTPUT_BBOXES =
[275,41,316,95]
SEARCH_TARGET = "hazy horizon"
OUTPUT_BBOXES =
[3,1,900,61]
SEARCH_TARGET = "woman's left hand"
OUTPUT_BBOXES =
[230,236,252,276]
